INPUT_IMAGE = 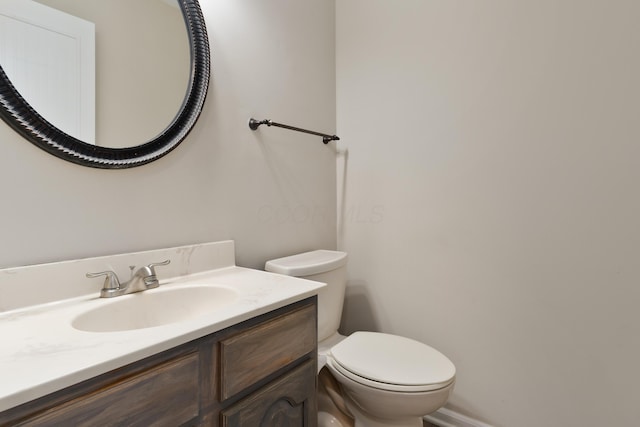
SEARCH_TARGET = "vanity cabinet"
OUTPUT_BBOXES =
[0,297,318,427]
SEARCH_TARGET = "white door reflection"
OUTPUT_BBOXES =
[0,0,190,149]
[0,0,95,143]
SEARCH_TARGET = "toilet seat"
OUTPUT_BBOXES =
[328,332,456,393]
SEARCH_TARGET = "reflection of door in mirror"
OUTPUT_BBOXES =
[0,0,190,149]
[0,0,96,143]
[36,0,190,149]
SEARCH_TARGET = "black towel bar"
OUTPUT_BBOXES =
[248,118,339,144]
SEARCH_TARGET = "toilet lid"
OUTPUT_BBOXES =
[265,250,347,276]
[329,332,455,391]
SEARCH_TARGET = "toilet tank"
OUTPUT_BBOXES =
[265,250,347,342]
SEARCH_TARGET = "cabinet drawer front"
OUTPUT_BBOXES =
[220,303,316,400]
[21,352,200,427]
[221,359,317,427]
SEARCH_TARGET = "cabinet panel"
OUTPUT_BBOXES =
[18,352,200,427]
[221,359,317,427]
[220,304,316,400]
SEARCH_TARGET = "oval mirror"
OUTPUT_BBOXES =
[0,0,210,168]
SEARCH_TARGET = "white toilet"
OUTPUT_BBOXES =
[265,250,456,427]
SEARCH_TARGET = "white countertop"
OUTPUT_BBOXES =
[0,265,324,412]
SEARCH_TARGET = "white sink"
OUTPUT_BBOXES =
[72,285,239,332]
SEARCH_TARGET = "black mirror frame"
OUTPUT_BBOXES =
[0,0,210,169]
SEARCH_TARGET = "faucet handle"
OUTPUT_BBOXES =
[147,259,170,275]
[86,270,121,291]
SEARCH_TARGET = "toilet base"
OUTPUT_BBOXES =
[343,392,423,427]
[318,367,354,427]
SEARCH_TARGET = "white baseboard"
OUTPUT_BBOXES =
[424,408,493,427]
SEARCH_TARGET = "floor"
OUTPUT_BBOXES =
[424,421,438,427]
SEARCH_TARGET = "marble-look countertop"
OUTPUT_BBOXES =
[0,265,324,412]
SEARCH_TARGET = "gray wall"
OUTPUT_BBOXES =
[337,1,640,426]
[0,0,337,269]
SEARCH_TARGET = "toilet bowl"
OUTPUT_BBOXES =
[325,331,455,427]
[265,250,456,427]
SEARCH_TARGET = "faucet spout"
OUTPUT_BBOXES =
[121,266,156,294]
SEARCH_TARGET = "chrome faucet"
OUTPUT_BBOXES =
[86,260,170,298]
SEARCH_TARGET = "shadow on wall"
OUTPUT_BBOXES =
[340,281,380,334]
[336,147,348,245]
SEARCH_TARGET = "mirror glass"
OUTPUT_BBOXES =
[0,0,209,168]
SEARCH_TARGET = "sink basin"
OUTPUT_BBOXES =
[72,285,239,332]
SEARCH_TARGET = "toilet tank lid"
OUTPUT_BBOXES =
[265,250,347,276]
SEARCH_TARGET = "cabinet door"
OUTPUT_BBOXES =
[15,352,200,427]
[221,360,317,427]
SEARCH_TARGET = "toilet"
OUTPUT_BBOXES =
[265,250,456,427]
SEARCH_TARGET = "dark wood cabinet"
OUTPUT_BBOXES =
[0,297,317,427]
[221,360,317,427]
